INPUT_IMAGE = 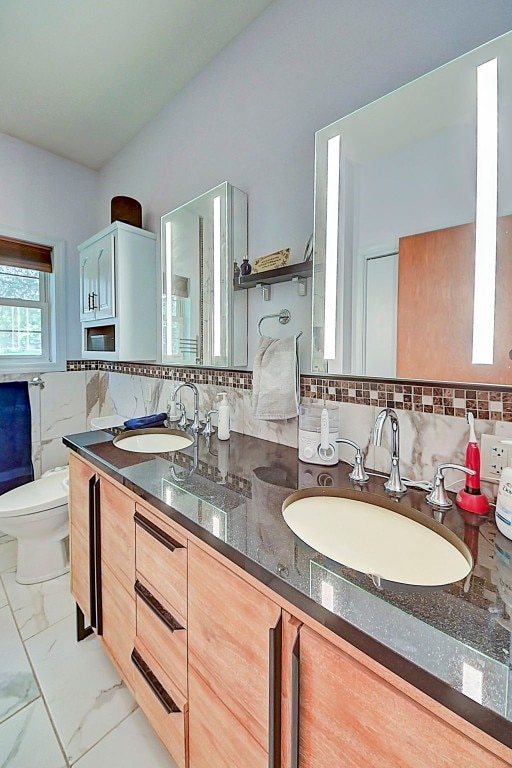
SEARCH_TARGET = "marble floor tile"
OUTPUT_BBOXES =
[0,536,17,574]
[73,707,177,768]
[0,605,39,725]
[2,571,75,640]
[25,614,137,764]
[0,699,66,768]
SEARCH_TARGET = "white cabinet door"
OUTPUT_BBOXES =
[80,233,116,321]
[96,233,115,320]
[80,250,98,321]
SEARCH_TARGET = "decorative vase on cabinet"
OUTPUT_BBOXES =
[79,221,157,361]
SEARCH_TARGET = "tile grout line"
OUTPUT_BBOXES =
[70,705,141,767]
[0,574,71,768]
[1,575,139,768]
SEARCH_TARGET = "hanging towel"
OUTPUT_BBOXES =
[252,335,300,420]
[0,382,34,496]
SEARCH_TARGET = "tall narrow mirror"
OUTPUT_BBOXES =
[311,32,512,385]
[162,182,248,367]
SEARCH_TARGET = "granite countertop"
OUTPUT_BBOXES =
[63,428,512,748]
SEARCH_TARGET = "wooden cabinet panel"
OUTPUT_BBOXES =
[189,666,266,768]
[70,523,90,618]
[132,646,188,768]
[397,216,512,384]
[69,455,95,616]
[99,477,135,594]
[69,454,94,537]
[188,543,281,759]
[135,580,188,700]
[102,562,135,693]
[135,508,187,625]
[297,625,510,768]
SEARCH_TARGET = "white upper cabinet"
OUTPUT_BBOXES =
[80,230,115,321]
[79,222,157,361]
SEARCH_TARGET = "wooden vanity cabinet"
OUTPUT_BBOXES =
[187,543,282,768]
[69,453,95,619]
[68,454,136,690]
[286,624,510,768]
[69,455,512,768]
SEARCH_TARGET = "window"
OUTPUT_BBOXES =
[0,229,65,372]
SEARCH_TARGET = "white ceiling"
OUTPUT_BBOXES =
[0,0,274,170]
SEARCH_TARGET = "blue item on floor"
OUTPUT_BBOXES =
[0,381,34,495]
[123,412,168,430]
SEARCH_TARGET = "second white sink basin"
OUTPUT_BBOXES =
[113,428,193,454]
[282,489,472,588]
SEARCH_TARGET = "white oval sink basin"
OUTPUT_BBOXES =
[113,428,193,454]
[282,489,472,588]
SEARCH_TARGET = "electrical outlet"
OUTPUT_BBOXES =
[481,434,512,482]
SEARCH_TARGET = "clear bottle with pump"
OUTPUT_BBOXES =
[217,392,230,440]
[496,465,512,540]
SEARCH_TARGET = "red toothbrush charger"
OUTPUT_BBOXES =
[455,416,490,515]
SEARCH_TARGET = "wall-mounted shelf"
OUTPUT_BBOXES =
[234,261,312,300]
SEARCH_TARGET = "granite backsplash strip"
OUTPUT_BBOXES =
[68,360,512,420]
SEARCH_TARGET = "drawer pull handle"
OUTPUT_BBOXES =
[269,614,283,768]
[135,580,184,632]
[134,512,184,552]
[131,649,180,715]
[291,633,300,768]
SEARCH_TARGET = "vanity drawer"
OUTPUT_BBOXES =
[135,579,188,699]
[132,647,188,768]
[134,506,188,625]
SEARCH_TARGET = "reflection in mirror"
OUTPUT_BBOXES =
[162,182,248,367]
[312,32,512,385]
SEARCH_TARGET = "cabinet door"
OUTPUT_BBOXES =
[296,625,509,768]
[98,477,136,687]
[99,477,135,595]
[79,250,97,321]
[188,543,282,768]
[69,454,95,617]
[102,561,135,692]
[96,232,116,320]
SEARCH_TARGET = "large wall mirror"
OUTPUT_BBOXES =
[162,181,248,367]
[312,31,512,385]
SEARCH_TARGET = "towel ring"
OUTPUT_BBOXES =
[258,309,291,336]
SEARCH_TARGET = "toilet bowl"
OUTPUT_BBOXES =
[0,467,69,584]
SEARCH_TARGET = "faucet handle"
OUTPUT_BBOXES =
[202,410,217,438]
[426,463,476,509]
[336,439,369,484]
[175,401,187,429]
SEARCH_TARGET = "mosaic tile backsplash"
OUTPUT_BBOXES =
[68,361,512,421]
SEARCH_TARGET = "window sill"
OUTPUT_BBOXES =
[0,360,66,375]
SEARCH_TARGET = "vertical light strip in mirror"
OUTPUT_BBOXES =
[164,221,173,356]
[213,195,221,357]
[324,135,341,359]
[472,57,498,365]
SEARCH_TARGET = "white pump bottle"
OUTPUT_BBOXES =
[217,392,230,440]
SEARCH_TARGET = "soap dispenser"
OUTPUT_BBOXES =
[217,392,230,440]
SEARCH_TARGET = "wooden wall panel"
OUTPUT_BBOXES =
[397,216,512,383]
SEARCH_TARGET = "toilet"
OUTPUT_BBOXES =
[0,467,69,584]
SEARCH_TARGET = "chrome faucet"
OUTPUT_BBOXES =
[371,407,407,496]
[169,383,202,433]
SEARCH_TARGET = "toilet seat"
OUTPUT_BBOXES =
[0,468,69,519]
